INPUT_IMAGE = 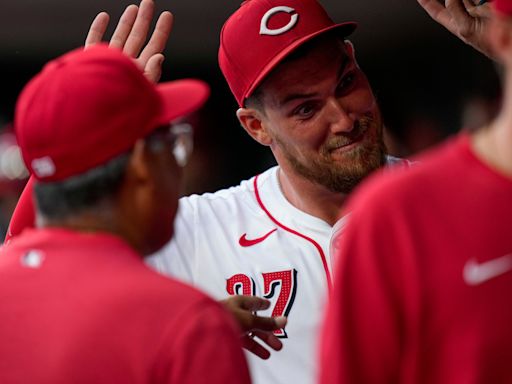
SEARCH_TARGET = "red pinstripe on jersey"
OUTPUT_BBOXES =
[253,175,332,290]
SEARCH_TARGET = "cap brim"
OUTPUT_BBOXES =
[156,79,211,125]
[243,22,357,105]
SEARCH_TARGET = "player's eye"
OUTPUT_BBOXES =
[292,102,319,120]
[336,72,356,95]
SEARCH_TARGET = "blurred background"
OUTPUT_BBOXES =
[0,0,502,236]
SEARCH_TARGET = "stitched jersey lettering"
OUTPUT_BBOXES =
[226,269,297,338]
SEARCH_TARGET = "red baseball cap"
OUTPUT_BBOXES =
[15,45,210,182]
[218,0,356,107]
[494,0,512,15]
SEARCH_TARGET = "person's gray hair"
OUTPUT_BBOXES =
[34,151,131,221]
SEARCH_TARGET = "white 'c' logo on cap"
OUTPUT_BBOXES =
[260,6,299,36]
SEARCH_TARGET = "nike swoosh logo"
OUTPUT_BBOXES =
[239,229,277,247]
[463,254,512,286]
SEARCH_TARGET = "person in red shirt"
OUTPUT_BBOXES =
[0,45,251,384]
[3,1,287,361]
[320,1,512,383]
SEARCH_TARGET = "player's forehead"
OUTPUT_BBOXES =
[259,36,351,106]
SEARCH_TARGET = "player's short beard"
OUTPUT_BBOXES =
[276,114,387,194]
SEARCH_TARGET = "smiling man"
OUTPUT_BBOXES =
[149,1,403,384]
[239,36,386,196]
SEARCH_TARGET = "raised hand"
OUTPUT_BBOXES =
[417,0,494,59]
[221,295,287,360]
[85,0,173,82]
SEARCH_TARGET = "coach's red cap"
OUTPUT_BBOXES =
[494,0,512,15]
[219,0,356,107]
[15,45,209,182]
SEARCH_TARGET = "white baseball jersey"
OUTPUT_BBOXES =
[148,158,410,384]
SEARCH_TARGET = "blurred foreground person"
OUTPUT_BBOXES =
[320,0,512,383]
[3,0,286,362]
[0,45,251,384]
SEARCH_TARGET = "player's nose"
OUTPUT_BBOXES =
[325,97,356,134]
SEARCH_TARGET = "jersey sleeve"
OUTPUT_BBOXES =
[320,187,418,384]
[146,197,197,283]
[154,298,251,384]
[4,177,35,244]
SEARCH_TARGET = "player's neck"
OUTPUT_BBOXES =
[277,167,348,226]
[37,208,142,256]
[471,111,512,178]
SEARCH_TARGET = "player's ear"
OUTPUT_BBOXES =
[236,107,273,146]
[344,40,359,65]
[344,39,355,55]
[125,139,153,185]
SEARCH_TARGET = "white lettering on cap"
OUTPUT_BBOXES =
[260,6,299,36]
[31,156,56,178]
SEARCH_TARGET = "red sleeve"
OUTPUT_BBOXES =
[155,298,251,384]
[4,176,36,244]
[319,187,419,384]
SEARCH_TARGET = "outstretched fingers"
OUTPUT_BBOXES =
[85,12,110,48]
[83,0,173,83]
[109,5,139,49]
[137,11,174,69]
[123,0,156,57]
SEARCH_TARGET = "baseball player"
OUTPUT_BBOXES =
[150,1,402,383]
[0,45,251,384]
[320,1,512,383]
